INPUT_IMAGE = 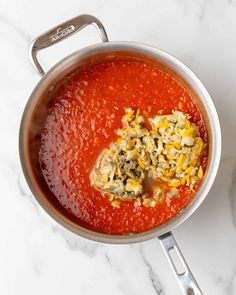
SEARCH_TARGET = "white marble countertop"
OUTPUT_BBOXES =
[1,0,236,294]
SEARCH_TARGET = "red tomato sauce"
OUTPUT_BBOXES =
[39,60,208,234]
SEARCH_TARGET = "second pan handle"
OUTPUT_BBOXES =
[30,14,109,76]
[159,232,203,295]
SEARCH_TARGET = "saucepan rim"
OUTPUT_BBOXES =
[19,41,221,244]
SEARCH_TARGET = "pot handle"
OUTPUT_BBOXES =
[30,14,109,76]
[159,232,203,295]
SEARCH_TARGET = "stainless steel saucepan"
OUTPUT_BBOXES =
[19,14,221,295]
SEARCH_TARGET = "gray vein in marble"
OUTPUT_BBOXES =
[17,173,40,213]
[0,15,31,42]
[32,263,42,276]
[101,248,123,276]
[177,0,188,16]
[226,270,236,295]
[104,251,112,265]
[176,0,207,19]
[17,174,31,198]
[229,165,236,230]
[228,0,236,7]
[198,0,207,20]
[139,244,164,295]
[51,225,99,257]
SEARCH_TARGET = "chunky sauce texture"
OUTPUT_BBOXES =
[39,60,208,234]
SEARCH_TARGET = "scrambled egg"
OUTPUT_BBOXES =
[90,108,206,208]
